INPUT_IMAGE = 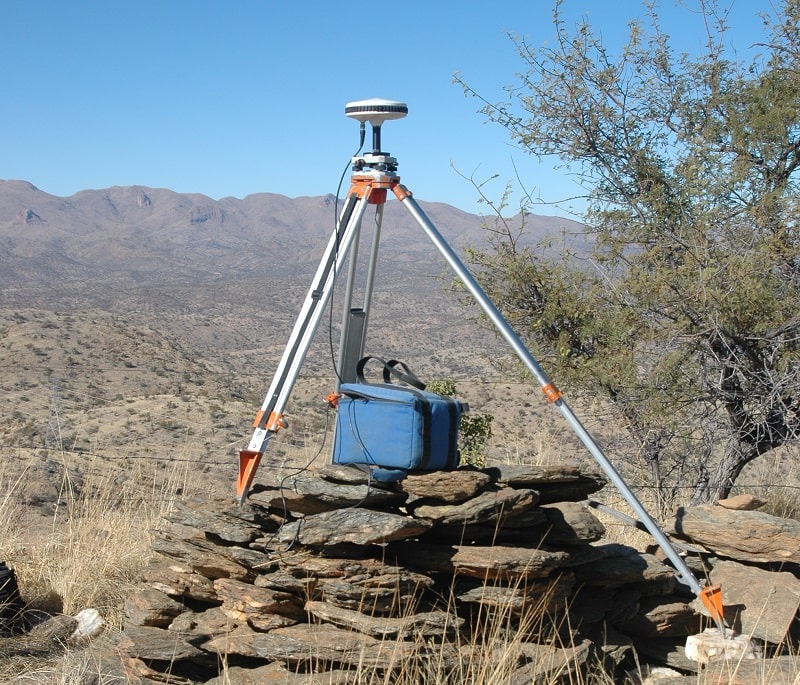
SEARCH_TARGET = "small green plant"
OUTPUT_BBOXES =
[428,378,493,468]
[460,413,494,468]
[427,377,456,397]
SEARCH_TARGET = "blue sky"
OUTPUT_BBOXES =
[2,1,776,216]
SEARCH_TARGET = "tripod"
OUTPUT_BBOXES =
[235,99,726,634]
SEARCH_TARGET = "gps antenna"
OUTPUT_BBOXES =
[345,98,408,154]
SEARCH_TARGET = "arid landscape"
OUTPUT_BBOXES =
[2,181,799,685]
[0,179,589,515]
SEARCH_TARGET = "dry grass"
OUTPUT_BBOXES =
[0,450,189,683]
[1,452,188,626]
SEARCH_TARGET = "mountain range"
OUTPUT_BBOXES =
[0,180,583,310]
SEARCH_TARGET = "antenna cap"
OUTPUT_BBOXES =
[345,98,408,127]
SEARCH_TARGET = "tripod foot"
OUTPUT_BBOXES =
[236,450,263,504]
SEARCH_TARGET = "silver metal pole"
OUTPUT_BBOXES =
[396,185,703,595]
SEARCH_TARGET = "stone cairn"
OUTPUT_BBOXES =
[114,462,800,685]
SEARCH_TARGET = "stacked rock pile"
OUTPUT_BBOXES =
[112,462,800,685]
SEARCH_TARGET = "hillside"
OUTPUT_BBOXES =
[0,181,589,508]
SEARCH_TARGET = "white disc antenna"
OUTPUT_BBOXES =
[345,98,408,127]
[345,98,408,154]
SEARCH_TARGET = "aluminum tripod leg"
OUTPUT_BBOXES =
[236,188,375,503]
[393,183,727,634]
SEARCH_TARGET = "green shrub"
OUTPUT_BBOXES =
[428,378,493,468]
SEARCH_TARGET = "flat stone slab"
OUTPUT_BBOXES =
[670,505,800,564]
[621,596,701,637]
[167,498,275,544]
[117,624,205,661]
[314,464,374,485]
[250,474,407,515]
[706,559,800,644]
[214,577,305,630]
[124,588,186,628]
[151,531,254,581]
[170,606,241,641]
[408,487,539,527]
[274,554,433,614]
[539,501,605,544]
[492,462,604,486]
[632,635,699,673]
[491,463,606,503]
[457,572,575,614]
[226,623,419,668]
[305,600,462,639]
[398,469,494,503]
[389,541,574,580]
[571,542,677,589]
[203,624,268,658]
[140,555,218,603]
[277,508,432,547]
[417,516,550,545]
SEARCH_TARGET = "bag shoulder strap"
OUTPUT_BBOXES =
[355,356,426,390]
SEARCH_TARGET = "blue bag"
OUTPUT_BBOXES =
[333,357,463,481]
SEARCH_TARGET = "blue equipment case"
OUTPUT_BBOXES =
[333,380,463,478]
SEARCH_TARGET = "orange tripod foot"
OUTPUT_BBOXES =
[236,450,263,504]
[699,584,727,638]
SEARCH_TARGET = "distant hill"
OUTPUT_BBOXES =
[0,180,584,310]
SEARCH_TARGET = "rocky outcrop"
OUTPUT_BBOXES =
[109,463,799,684]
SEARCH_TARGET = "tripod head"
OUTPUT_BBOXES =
[345,98,407,173]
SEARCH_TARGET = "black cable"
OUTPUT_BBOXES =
[262,404,334,553]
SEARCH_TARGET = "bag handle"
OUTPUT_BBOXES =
[355,356,426,390]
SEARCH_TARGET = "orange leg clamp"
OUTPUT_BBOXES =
[252,410,287,432]
[542,383,563,403]
[393,184,412,201]
[350,175,394,204]
[349,177,374,199]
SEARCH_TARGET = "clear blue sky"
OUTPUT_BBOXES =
[2,1,776,216]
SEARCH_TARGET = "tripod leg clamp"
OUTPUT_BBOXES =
[253,410,287,432]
